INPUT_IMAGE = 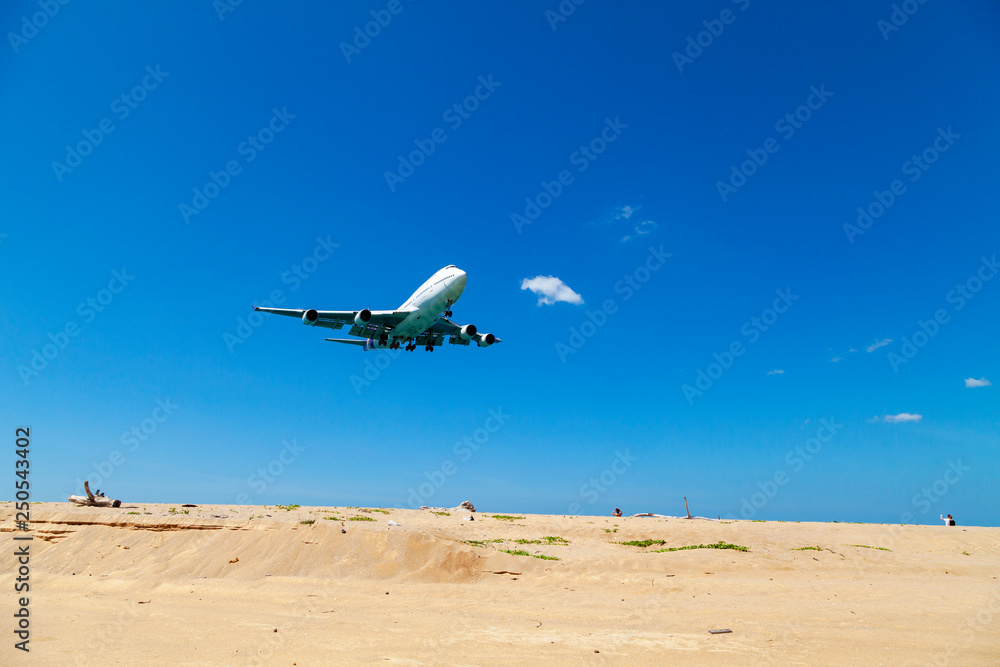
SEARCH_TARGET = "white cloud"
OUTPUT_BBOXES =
[767,369,785,375]
[964,377,992,388]
[598,205,637,224]
[520,275,584,306]
[866,339,892,353]
[601,205,658,242]
[830,356,842,363]
[884,413,922,423]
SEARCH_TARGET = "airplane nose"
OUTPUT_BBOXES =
[454,271,467,289]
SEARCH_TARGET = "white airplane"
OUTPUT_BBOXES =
[252,265,500,352]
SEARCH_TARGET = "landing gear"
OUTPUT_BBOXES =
[424,344,434,352]
[444,310,453,318]
[389,340,400,350]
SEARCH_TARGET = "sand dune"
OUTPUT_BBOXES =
[2,502,998,665]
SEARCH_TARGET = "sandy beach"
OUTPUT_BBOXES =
[2,502,998,666]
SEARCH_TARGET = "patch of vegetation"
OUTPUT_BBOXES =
[500,548,560,561]
[793,546,823,551]
[322,516,342,521]
[462,539,502,548]
[491,515,525,522]
[126,511,140,515]
[650,541,749,553]
[300,520,315,525]
[749,519,766,522]
[370,508,390,515]
[431,511,450,516]
[276,504,300,511]
[846,544,891,552]
[604,528,618,533]
[962,551,971,556]
[619,539,666,548]
[348,516,375,522]
[514,536,570,546]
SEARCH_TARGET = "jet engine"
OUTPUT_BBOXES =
[354,309,372,327]
[459,323,477,340]
[302,309,319,325]
[362,338,389,351]
[476,332,496,347]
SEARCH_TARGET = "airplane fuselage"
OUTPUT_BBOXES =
[392,265,467,338]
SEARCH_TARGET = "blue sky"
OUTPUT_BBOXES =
[2,1,998,525]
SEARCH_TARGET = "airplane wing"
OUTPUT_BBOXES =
[251,305,409,334]
[428,317,503,347]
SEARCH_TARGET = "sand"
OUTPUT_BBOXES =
[1,502,998,666]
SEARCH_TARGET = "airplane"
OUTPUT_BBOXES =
[251,265,501,352]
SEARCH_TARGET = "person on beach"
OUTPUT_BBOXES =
[941,514,956,526]
[612,508,622,517]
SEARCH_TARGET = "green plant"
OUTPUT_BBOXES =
[846,544,891,551]
[126,511,140,515]
[370,508,389,515]
[276,504,300,511]
[793,546,823,551]
[349,516,375,522]
[322,516,342,521]
[962,551,970,556]
[604,528,618,533]
[300,520,315,525]
[431,511,450,516]
[650,541,749,553]
[491,515,525,521]
[500,548,560,561]
[619,539,666,548]
[514,536,569,546]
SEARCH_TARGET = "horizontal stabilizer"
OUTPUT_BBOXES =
[324,338,368,346]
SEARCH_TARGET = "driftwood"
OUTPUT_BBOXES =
[68,481,121,508]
